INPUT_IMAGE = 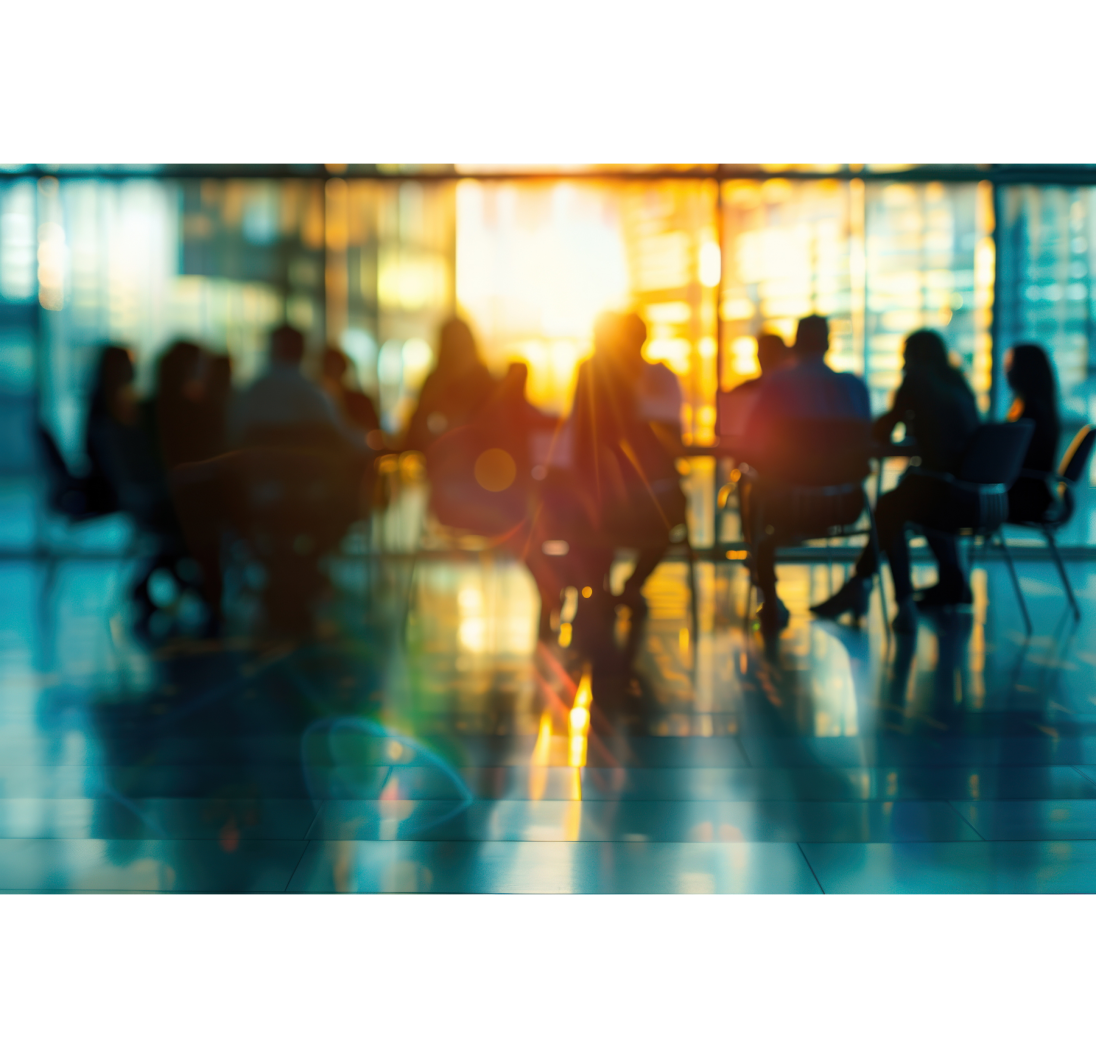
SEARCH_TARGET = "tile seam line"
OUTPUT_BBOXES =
[796,843,826,894]
[284,835,315,893]
[943,799,988,840]
[1070,765,1096,789]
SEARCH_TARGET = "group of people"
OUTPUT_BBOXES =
[728,315,1062,633]
[54,328,385,632]
[50,304,1065,644]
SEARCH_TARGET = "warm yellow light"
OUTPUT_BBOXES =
[645,301,691,324]
[558,622,572,648]
[699,241,721,287]
[581,586,592,598]
[567,671,592,767]
[532,711,553,766]
[572,670,593,713]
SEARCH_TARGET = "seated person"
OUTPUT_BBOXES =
[86,344,176,532]
[152,342,224,471]
[229,325,366,453]
[717,332,790,439]
[320,345,384,449]
[811,329,981,630]
[1003,343,1061,523]
[85,343,191,622]
[740,315,871,631]
[403,317,497,455]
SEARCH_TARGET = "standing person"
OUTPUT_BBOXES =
[1003,343,1061,522]
[539,311,687,647]
[811,329,981,630]
[402,317,496,455]
[740,315,872,631]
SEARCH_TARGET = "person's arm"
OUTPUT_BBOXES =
[871,377,909,442]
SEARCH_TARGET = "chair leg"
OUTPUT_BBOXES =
[686,538,700,652]
[866,502,889,633]
[995,531,1032,637]
[1044,530,1081,621]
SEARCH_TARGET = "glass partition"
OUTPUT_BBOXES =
[4,167,1096,488]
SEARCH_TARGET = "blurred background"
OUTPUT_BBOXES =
[6,162,1096,553]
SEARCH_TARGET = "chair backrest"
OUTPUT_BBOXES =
[958,420,1034,487]
[716,383,762,440]
[759,416,872,487]
[1059,424,1096,484]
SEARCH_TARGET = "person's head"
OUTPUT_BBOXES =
[95,344,135,398]
[322,345,349,384]
[436,317,480,375]
[1006,343,1057,408]
[618,311,648,364]
[902,329,955,381]
[504,361,528,392]
[157,341,205,402]
[270,324,305,368]
[793,315,829,358]
[756,332,789,375]
[94,345,136,421]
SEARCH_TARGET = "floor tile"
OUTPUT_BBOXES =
[287,839,822,893]
[800,840,1096,893]
[307,798,979,843]
[338,764,1096,803]
[0,838,307,892]
[951,800,1096,841]
[0,798,319,840]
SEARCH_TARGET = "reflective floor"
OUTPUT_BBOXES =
[4,526,1096,893]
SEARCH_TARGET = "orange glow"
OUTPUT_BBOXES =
[529,710,553,800]
[474,448,517,492]
[568,670,592,767]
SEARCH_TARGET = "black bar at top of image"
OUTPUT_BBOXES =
[4,164,1096,184]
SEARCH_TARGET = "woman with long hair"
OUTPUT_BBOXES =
[1004,343,1061,522]
[402,317,496,455]
[811,330,981,631]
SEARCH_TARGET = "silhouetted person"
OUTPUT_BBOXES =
[403,317,496,455]
[539,311,687,650]
[811,329,980,630]
[198,353,233,459]
[151,341,210,471]
[716,332,790,444]
[321,345,383,447]
[741,315,871,631]
[85,343,172,531]
[83,344,190,625]
[1004,343,1061,522]
[79,344,138,516]
[230,325,365,451]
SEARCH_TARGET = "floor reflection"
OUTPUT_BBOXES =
[2,545,1096,892]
